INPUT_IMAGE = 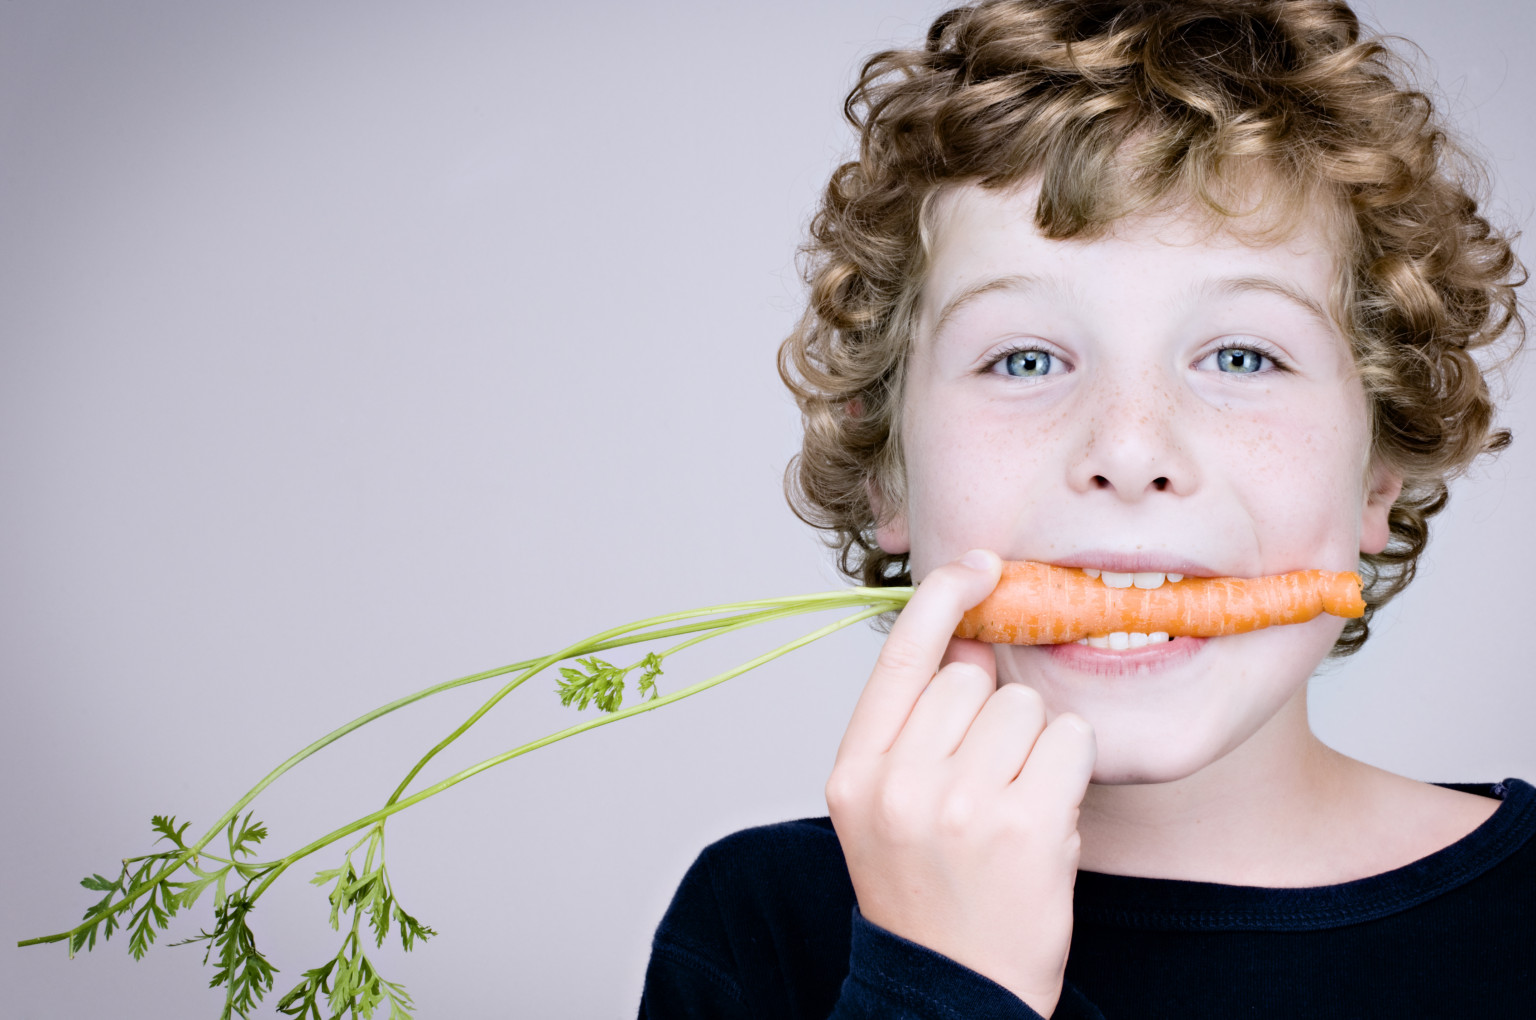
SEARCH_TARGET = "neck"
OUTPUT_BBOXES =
[1076,689,1368,886]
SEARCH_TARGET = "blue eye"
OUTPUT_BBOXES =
[1216,347,1267,373]
[1001,349,1053,377]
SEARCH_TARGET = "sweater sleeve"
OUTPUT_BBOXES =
[830,908,1054,1019]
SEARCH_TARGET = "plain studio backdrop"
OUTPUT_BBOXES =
[3,2,1532,1017]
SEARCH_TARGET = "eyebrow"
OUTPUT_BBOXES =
[929,271,1338,339]
[928,273,1044,339]
[1206,275,1339,336]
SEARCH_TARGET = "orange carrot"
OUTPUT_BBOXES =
[955,561,1365,645]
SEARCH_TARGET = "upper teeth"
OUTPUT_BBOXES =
[1083,569,1183,588]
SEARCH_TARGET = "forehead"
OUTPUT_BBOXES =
[916,181,1349,343]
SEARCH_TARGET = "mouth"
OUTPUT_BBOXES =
[961,556,1349,651]
[1046,555,1218,652]
[1069,570,1182,647]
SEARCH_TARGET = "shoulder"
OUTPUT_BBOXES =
[1342,777,1536,915]
[1352,775,1507,877]
[1292,766,1524,883]
[695,816,844,872]
[1371,775,1532,877]
[1435,778,1536,881]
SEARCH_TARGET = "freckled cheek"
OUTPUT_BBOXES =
[904,405,1047,556]
[1217,410,1370,563]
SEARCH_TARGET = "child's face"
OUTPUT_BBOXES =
[880,181,1399,785]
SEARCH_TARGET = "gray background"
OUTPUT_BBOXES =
[3,2,1531,1016]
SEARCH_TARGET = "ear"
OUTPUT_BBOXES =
[1359,460,1403,556]
[866,478,910,555]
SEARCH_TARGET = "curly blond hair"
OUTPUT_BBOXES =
[778,0,1524,654]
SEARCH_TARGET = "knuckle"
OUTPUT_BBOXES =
[909,562,972,609]
[872,779,922,832]
[873,636,925,678]
[824,768,864,814]
[935,791,977,835]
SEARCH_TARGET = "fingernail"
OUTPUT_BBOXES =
[955,661,993,685]
[1063,714,1093,736]
[960,549,994,571]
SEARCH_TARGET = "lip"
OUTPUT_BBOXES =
[1045,549,1224,577]
[1042,634,1209,675]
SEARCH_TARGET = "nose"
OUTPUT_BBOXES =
[1066,369,1200,500]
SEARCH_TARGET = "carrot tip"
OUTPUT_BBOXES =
[1325,572,1367,618]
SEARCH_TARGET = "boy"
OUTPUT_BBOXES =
[641,1,1528,1017]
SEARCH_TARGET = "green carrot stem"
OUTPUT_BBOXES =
[250,600,891,875]
[250,605,889,900]
[383,590,901,807]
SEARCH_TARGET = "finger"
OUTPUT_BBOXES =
[837,549,1002,761]
[951,682,1048,783]
[887,661,996,760]
[1008,712,1097,817]
[938,637,997,679]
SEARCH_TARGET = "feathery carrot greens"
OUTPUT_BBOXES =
[20,585,909,1020]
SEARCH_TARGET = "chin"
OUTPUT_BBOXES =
[1071,708,1255,787]
[1087,747,1224,786]
[1089,760,1210,786]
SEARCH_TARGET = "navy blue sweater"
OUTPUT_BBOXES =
[640,779,1535,1018]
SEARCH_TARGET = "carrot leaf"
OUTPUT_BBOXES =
[229,814,268,858]
[277,936,418,1019]
[152,814,192,850]
[556,652,665,713]
[176,893,277,1019]
[394,905,435,952]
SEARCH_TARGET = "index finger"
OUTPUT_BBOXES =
[835,549,1003,761]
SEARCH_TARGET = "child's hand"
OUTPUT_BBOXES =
[826,549,1097,1017]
